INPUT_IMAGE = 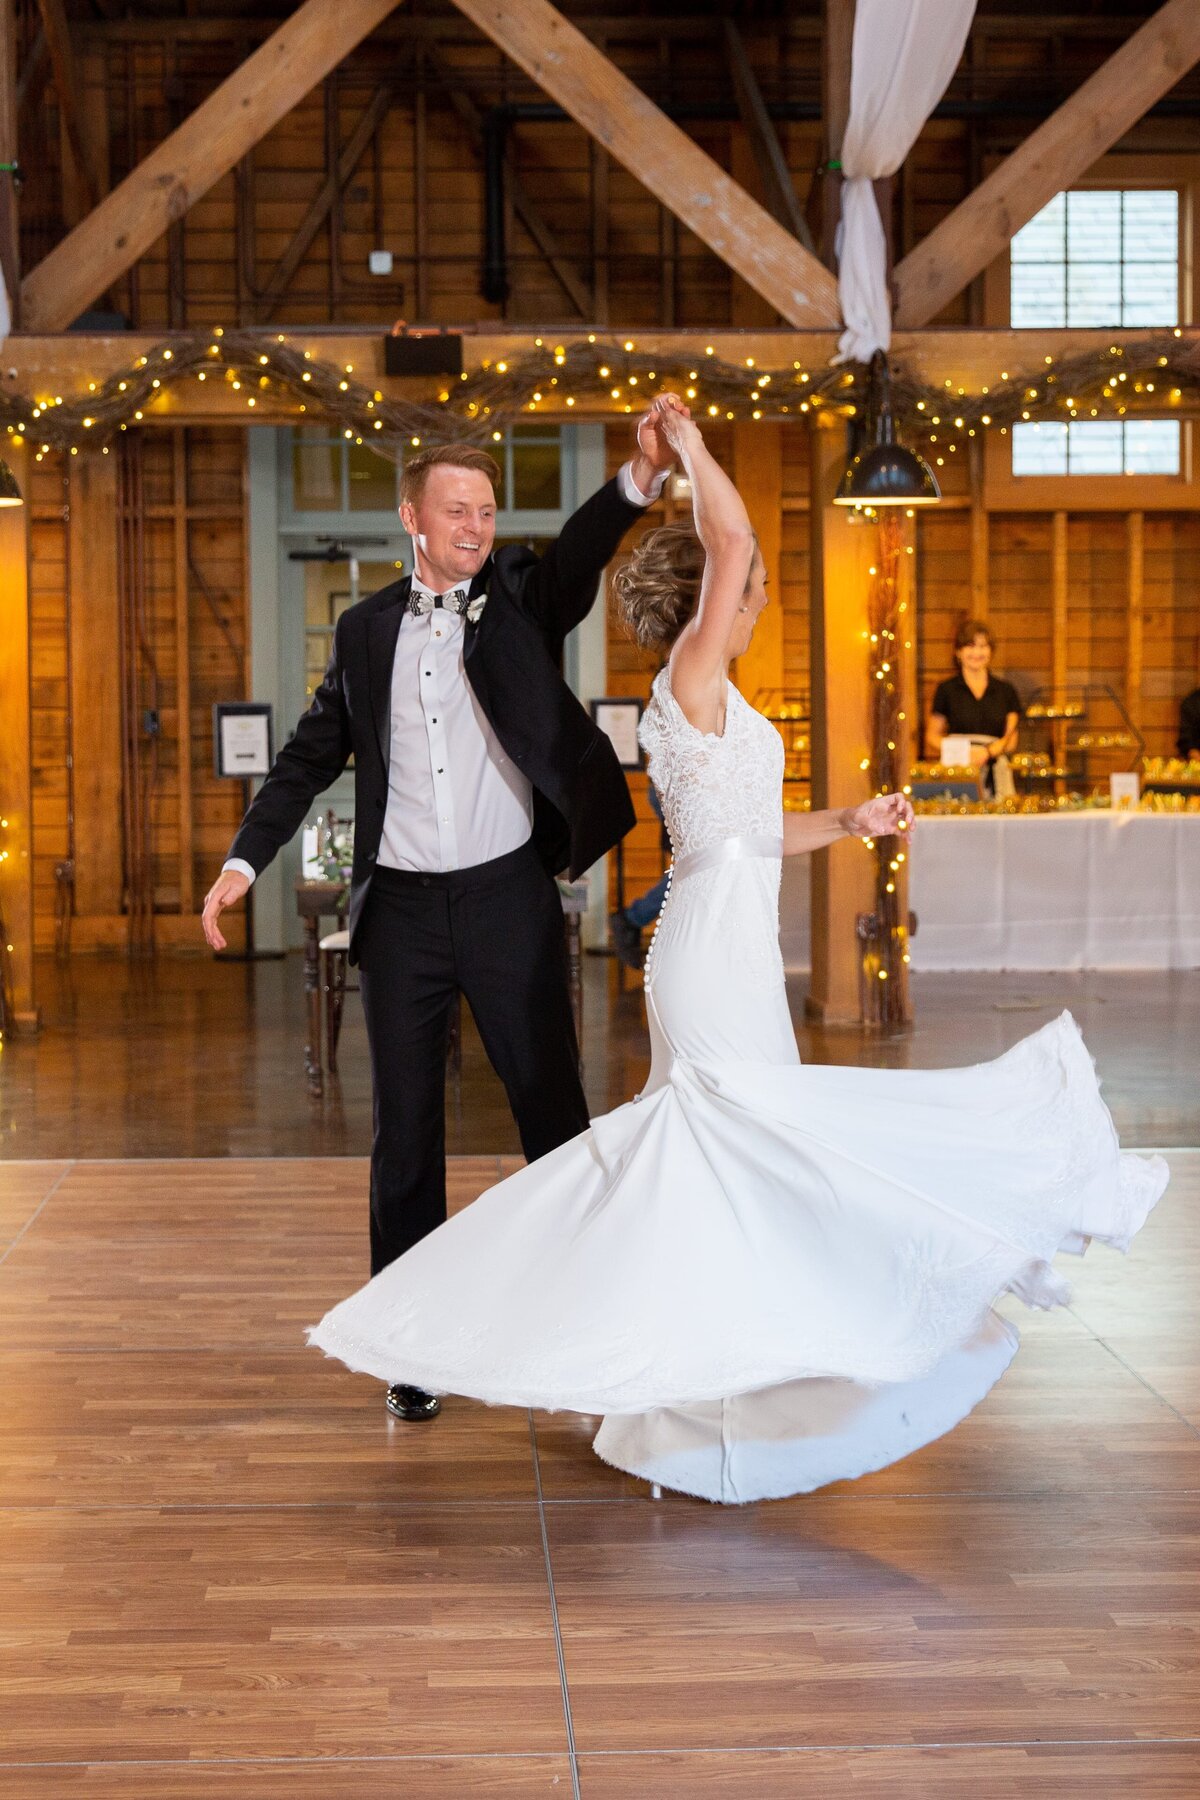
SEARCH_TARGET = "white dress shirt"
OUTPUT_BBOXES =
[224,460,667,885]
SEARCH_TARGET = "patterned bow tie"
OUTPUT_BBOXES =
[408,586,484,622]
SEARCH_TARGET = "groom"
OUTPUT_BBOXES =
[202,407,677,1420]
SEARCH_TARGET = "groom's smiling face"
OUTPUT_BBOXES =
[400,465,498,592]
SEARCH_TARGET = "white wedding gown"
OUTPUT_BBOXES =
[309,670,1167,1503]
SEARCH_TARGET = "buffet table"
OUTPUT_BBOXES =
[908,813,1200,971]
[779,813,1200,974]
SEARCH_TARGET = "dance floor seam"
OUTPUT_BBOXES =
[1,1152,1198,1796]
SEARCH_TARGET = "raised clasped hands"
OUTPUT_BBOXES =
[845,792,916,840]
[635,392,694,472]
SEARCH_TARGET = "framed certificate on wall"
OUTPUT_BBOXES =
[590,697,644,771]
[213,702,274,779]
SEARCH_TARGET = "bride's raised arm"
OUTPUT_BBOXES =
[651,397,756,735]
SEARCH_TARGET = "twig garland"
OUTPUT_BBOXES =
[6,329,1200,465]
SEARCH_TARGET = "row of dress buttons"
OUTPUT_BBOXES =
[641,859,675,984]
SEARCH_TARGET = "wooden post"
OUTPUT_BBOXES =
[807,413,874,1026]
[0,442,35,1025]
[1126,510,1145,737]
[894,513,918,1003]
[1052,509,1069,789]
[732,421,785,704]
[173,430,194,916]
[67,449,124,920]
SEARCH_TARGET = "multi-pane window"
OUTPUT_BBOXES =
[1012,419,1180,477]
[1010,189,1178,329]
[1009,189,1182,477]
[290,425,564,516]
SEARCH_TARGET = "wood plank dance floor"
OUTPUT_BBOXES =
[0,1152,1197,1796]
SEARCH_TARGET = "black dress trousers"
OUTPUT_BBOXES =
[355,840,589,1276]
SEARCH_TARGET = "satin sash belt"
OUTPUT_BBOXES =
[671,833,784,883]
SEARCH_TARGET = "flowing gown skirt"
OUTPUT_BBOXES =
[309,850,1166,1503]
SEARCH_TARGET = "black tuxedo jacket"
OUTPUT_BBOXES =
[227,474,641,958]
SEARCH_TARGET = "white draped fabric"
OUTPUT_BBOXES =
[835,0,977,364]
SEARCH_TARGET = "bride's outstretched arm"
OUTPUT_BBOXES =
[783,792,915,855]
[651,398,756,733]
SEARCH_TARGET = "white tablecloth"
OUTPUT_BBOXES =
[907,813,1200,971]
[779,814,1200,973]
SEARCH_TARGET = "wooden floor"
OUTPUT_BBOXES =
[1,1150,1197,1796]
[5,953,1200,1157]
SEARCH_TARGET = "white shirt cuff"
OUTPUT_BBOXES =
[618,460,670,508]
[222,858,257,887]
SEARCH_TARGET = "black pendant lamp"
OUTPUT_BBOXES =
[0,456,22,507]
[834,350,940,508]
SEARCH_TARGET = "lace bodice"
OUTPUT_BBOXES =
[638,668,784,858]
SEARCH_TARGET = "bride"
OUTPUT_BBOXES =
[310,395,1166,1504]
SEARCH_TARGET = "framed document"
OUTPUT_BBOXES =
[590,697,644,771]
[213,702,273,779]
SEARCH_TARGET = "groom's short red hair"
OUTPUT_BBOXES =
[400,443,502,508]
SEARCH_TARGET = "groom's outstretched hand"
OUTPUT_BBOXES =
[844,793,916,840]
[202,869,250,952]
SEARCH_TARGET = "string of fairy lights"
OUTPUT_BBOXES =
[858,512,914,1029]
[4,328,1200,465]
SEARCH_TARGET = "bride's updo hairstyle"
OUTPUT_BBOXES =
[613,524,708,650]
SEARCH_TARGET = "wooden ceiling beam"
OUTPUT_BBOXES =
[444,0,841,329]
[19,0,404,334]
[894,0,1200,329]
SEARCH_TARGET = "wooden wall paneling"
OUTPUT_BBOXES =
[590,123,608,326]
[67,449,124,920]
[818,0,854,268]
[807,413,874,1027]
[731,422,785,705]
[173,429,194,916]
[447,0,841,329]
[20,0,405,332]
[1126,510,1145,739]
[986,514,1053,708]
[28,458,69,956]
[726,18,813,252]
[0,0,18,323]
[1143,512,1200,758]
[969,437,988,623]
[0,441,34,1019]
[414,56,429,319]
[37,0,98,219]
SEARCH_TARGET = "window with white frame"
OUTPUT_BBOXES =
[1009,188,1181,477]
[1010,189,1178,329]
[289,423,566,516]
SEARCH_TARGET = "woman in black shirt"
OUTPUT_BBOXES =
[926,618,1021,794]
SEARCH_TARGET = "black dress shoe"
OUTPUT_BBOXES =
[609,907,644,971]
[385,1383,442,1422]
